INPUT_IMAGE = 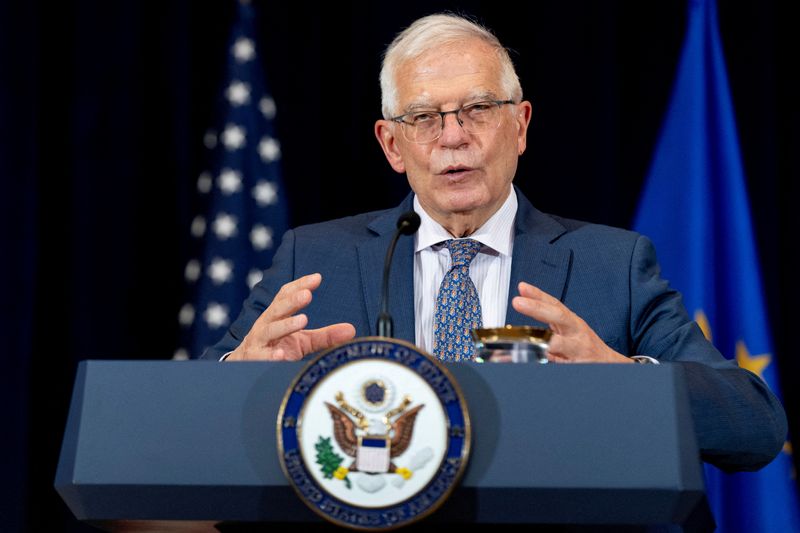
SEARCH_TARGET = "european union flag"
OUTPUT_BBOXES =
[633,0,799,530]
[175,0,289,360]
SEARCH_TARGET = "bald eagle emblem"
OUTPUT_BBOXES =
[278,339,471,528]
[315,389,428,490]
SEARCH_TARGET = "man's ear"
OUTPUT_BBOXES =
[515,100,533,156]
[375,120,406,174]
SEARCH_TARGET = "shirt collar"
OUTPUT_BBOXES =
[413,186,517,256]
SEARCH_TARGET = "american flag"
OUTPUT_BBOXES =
[175,0,288,360]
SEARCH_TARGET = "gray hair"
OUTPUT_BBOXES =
[379,13,523,119]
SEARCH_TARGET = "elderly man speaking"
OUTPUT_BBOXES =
[205,13,786,473]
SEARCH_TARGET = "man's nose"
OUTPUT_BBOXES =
[438,112,469,146]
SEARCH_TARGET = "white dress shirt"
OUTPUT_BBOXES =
[413,187,517,353]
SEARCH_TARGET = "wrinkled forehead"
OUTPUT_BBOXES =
[394,40,505,111]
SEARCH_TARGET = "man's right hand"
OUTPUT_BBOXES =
[225,273,356,361]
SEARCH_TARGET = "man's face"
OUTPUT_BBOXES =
[375,39,532,230]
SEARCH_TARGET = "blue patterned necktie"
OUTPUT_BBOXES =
[433,239,483,361]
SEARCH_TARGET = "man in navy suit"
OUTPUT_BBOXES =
[206,13,786,472]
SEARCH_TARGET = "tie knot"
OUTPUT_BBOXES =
[445,239,481,267]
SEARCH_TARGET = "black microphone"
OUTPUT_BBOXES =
[377,211,421,338]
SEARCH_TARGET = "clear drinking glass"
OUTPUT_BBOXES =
[471,325,552,363]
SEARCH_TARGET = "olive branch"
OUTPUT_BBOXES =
[314,436,351,489]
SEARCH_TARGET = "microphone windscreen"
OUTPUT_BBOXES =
[397,211,421,235]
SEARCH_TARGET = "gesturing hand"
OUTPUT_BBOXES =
[511,281,631,363]
[226,273,356,361]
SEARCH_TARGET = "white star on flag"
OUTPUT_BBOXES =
[178,303,195,326]
[250,224,273,250]
[184,259,201,282]
[258,136,280,162]
[259,96,276,119]
[221,123,246,150]
[204,302,230,328]
[218,168,243,194]
[232,37,255,63]
[212,213,238,239]
[226,80,251,106]
[247,268,263,289]
[190,216,206,238]
[253,180,278,206]
[208,257,234,284]
[197,172,213,193]
[203,129,218,149]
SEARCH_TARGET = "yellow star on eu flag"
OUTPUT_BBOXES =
[784,442,796,480]
[735,340,771,379]
[694,310,712,341]
[694,310,772,379]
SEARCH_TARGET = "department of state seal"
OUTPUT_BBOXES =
[277,338,470,530]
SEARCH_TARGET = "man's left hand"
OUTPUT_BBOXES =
[511,281,632,363]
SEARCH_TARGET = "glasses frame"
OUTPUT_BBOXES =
[389,99,516,144]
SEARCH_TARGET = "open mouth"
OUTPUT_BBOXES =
[441,166,473,176]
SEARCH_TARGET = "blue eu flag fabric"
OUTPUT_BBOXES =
[633,0,799,530]
[176,1,289,360]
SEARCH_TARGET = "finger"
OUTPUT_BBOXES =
[518,282,561,305]
[270,323,356,363]
[259,313,309,347]
[261,286,313,324]
[546,333,569,357]
[511,295,572,331]
[515,282,574,329]
[260,273,323,323]
[303,323,357,354]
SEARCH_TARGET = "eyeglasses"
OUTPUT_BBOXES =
[390,99,516,144]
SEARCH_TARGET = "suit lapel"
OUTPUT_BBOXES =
[504,190,573,327]
[388,237,416,342]
[357,195,417,343]
[356,189,573,339]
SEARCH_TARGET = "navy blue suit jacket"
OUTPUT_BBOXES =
[205,189,786,472]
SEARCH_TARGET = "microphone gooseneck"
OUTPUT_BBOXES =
[377,211,421,338]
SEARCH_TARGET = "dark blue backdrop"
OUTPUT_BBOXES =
[1,1,797,531]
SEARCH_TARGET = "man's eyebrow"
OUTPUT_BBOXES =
[466,91,500,102]
[402,91,501,113]
[403,101,436,113]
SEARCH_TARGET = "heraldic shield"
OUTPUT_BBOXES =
[277,337,471,530]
